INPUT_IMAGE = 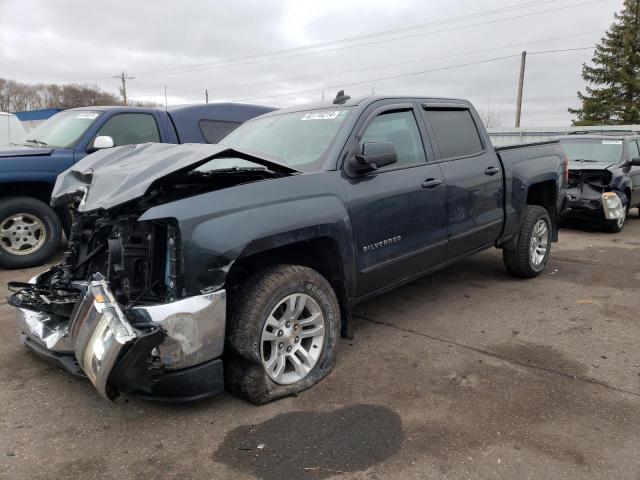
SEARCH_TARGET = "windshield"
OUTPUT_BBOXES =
[220,107,352,172]
[559,138,623,163]
[15,110,102,148]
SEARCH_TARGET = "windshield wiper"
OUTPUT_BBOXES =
[23,139,50,147]
[192,166,271,175]
[570,158,598,163]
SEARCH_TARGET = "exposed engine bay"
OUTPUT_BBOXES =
[566,169,614,211]
[11,165,289,313]
[8,146,295,401]
[567,169,612,191]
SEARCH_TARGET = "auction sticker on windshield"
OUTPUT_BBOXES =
[76,113,100,120]
[301,110,345,120]
[602,140,622,144]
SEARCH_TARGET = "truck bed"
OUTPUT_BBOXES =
[495,139,566,246]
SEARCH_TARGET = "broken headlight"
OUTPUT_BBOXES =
[71,279,137,399]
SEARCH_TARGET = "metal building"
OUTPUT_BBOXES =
[487,125,640,146]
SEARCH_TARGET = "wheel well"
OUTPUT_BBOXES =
[0,182,54,204]
[225,237,351,336]
[526,181,558,240]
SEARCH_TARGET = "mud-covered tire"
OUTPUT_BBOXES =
[603,193,628,233]
[503,205,552,278]
[0,196,62,270]
[225,264,340,404]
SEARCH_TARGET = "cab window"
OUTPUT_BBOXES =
[360,110,426,169]
[425,109,484,159]
[96,113,160,146]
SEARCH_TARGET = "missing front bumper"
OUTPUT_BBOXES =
[563,190,624,221]
[11,269,227,402]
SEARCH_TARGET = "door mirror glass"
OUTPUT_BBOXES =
[354,141,398,171]
[91,135,114,151]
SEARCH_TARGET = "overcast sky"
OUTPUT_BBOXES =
[1,0,622,126]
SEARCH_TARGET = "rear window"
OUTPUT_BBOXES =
[425,109,484,159]
[199,120,240,143]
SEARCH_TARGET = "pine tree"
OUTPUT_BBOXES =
[569,0,640,125]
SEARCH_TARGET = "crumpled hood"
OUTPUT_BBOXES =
[0,145,55,158]
[568,160,616,171]
[51,142,298,212]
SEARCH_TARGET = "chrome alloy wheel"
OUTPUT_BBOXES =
[529,219,549,267]
[0,213,46,256]
[260,293,325,385]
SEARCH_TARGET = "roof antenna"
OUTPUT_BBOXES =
[333,90,350,105]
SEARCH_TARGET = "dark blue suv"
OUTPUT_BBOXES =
[559,131,640,232]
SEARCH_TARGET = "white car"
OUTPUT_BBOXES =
[0,112,26,146]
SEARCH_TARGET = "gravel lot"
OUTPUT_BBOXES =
[1,216,639,479]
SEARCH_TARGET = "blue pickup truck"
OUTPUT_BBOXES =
[0,103,274,268]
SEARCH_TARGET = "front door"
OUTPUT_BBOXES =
[344,103,448,296]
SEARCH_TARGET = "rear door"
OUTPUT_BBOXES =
[421,103,504,259]
[343,101,448,296]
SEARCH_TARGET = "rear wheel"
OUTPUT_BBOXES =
[0,196,62,269]
[225,264,340,404]
[503,205,552,278]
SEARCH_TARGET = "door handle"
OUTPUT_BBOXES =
[421,178,442,189]
[485,166,500,176]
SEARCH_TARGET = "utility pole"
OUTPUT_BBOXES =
[515,51,526,128]
[114,71,133,105]
[205,89,209,104]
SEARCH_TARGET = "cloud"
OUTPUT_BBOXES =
[0,0,617,126]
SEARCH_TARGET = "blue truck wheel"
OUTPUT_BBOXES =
[0,196,62,269]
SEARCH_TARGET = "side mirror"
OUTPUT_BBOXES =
[353,142,398,172]
[91,135,114,151]
[630,157,640,167]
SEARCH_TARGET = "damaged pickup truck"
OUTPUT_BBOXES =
[8,95,568,404]
[558,132,640,232]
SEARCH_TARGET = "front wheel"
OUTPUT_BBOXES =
[0,196,62,269]
[225,264,340,404]
[503,205,552,278]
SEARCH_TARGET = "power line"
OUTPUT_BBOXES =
[132,0,558,77]
[528,46,599,54]
[131,0,606,78]
[168,29,602,95]
[227,46,596,103]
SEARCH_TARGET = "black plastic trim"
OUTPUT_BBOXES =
[20,334,85,377]
[129,358,225,403]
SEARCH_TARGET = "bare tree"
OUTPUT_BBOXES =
[479,107,505,128]
[0,78,125,111]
